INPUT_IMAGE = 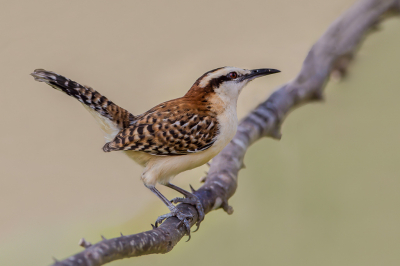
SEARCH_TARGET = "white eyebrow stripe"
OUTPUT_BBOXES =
[198,67,250,88]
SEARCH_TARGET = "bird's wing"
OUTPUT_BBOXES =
[103,99,219,155]
[31,69,135,142]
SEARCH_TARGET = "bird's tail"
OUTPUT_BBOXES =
[31,69,135,141]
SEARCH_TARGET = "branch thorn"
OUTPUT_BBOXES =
[78,238,92,248]
[270,128,282,140]
[311,90,324,101]
[222,200,234,215]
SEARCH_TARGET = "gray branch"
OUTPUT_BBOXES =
[52,0,400,265]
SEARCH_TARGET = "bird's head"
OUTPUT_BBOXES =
[186,66,280,104]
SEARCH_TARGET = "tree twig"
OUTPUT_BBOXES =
[52,0,400,265]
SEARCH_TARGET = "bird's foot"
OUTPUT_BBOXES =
[155,206,193,240]
[171,194,204,232]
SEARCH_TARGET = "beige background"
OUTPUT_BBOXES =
[1,0,400,265]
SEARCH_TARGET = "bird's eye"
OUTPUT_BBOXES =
[228,72,238,79]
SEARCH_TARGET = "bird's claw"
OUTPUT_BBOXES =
[154,207,193,240]
[170,194,204,232]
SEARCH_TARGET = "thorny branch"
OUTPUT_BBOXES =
[52,0,400,265]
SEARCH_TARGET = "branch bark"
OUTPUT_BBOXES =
[52,0,400,265]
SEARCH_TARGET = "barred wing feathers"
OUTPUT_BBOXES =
[103,99,219,156]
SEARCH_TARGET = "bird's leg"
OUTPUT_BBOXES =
[148,186,193,239]
[166,183,204,232]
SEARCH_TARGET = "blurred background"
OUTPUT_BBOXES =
[1,0,400,265]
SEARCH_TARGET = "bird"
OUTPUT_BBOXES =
[31,66,280,238]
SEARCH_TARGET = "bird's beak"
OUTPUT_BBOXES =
[241,68,281,81]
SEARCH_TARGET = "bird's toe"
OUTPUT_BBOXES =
[171,194,204,231]
[154,207,193,240]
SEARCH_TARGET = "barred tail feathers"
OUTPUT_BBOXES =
[31,69,134,142]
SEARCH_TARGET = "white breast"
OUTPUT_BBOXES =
[212,103,238,152]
